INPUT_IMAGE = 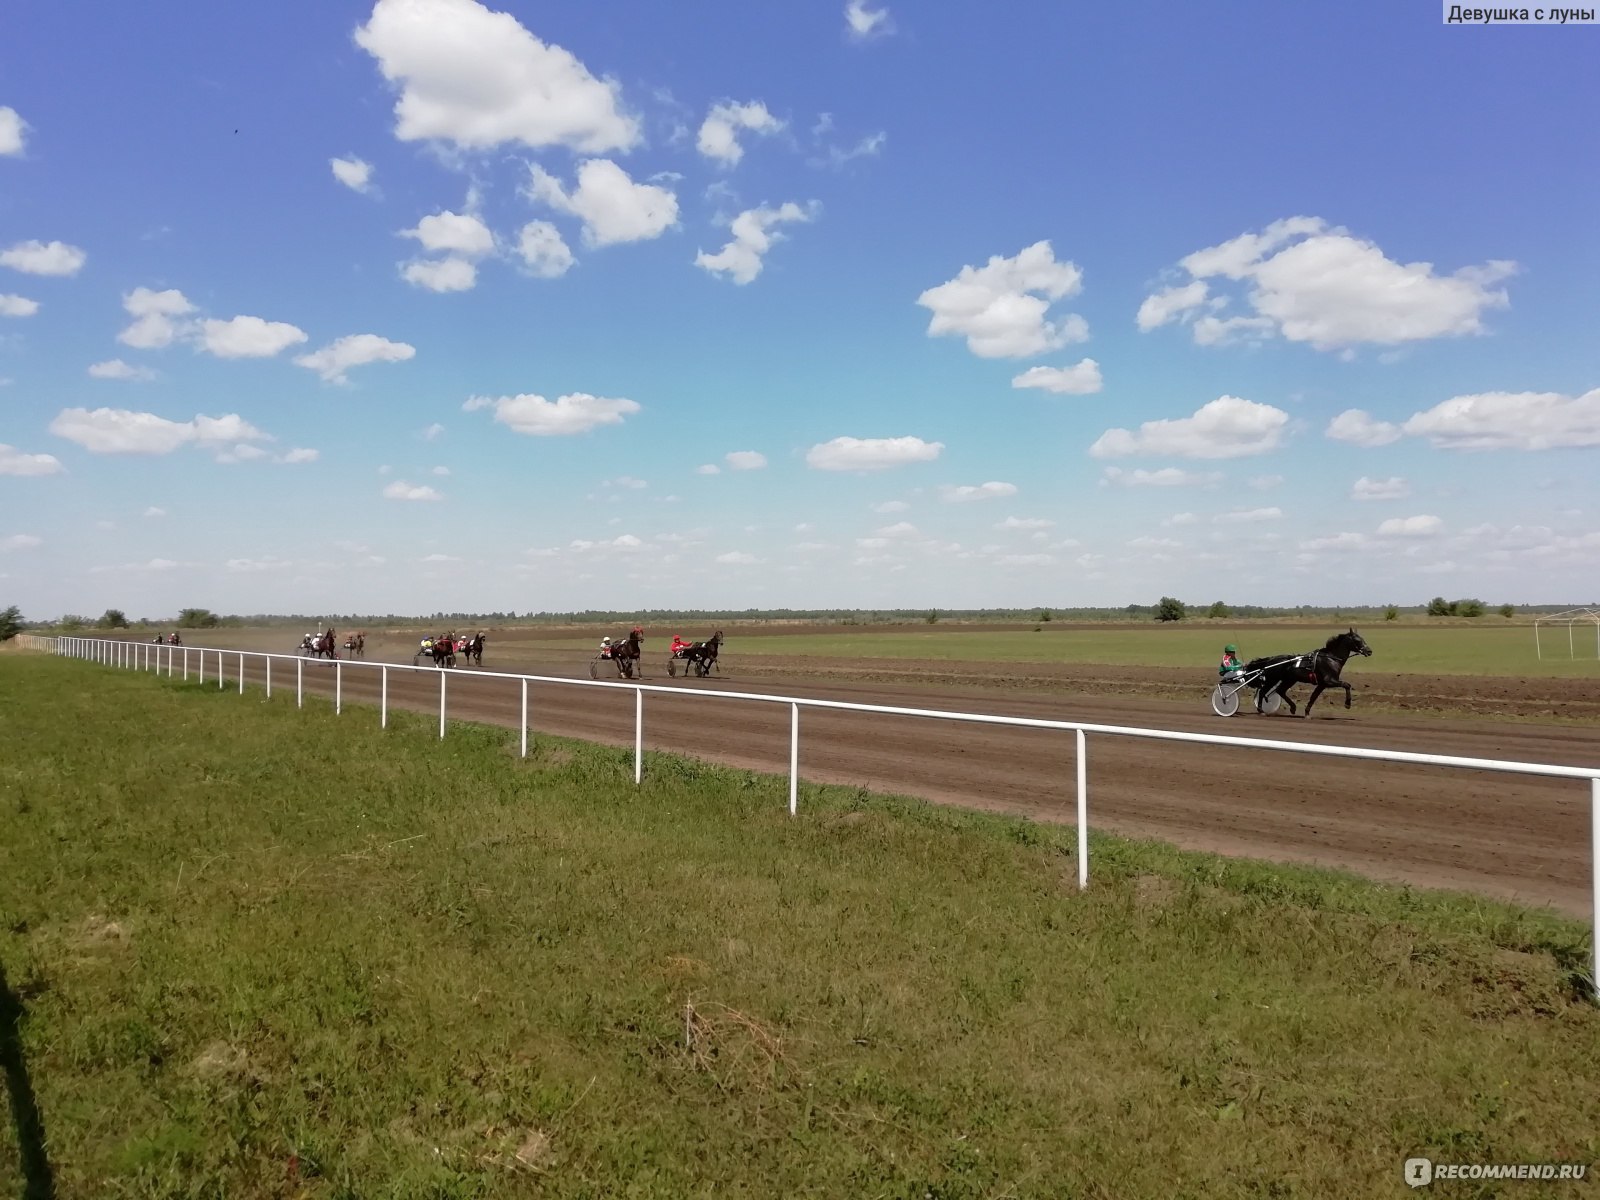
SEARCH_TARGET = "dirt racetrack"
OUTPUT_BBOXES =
[162,632,1600,917]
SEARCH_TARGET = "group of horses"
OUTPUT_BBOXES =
[591,628,724,680]
[297,630,365,660]
[415,632,485,669]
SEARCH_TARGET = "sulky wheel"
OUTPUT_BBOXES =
[1256,689,1284,715]
[589,655,605,680]
[668,659,678,677]
[1210,683,1240,718]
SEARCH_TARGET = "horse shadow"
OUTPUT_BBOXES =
[1,959,56,1198]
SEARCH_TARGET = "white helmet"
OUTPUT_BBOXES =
[601,636,611,645]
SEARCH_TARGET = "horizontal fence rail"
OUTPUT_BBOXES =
[43,635,1600,995]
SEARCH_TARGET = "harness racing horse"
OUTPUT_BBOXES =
[608,628,645,679]
[458,632,485,667]
[344,632,365,659]
[430,632,458,669]
[683,630,723,678]
[1245,629,1372,718]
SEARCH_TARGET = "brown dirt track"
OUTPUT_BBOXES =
[142,630,1600,918]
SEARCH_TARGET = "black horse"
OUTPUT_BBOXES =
[460,632,485,667]
[684,630,723,678]
[1245,629,1372,717]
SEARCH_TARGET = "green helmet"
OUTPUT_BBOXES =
[1225,644,1237,653]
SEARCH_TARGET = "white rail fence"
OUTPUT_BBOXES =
[38,634,1600,991]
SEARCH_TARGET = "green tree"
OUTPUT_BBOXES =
[98,608,129,629]
[1384,604,1400,621]
[925,610,939,624]
[1499,603,1515,619]
[1426,597,1451,617]
[1155,597,1186,622]
[0,605,23,641]
[1455,598,1485,618]
[57,614,87,631]
[1038,609,1052,622]
[1206,601,1231,619]
[178,607,220,628]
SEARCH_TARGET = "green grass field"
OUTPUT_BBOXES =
[3,659,1599,1197]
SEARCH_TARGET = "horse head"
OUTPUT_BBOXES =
[1330,628,1372,658]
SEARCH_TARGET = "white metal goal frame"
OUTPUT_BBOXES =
[1535,608,1600,660]
[35,633,1600,1000]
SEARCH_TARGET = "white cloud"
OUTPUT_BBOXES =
[1324,408,1402,447]
[516,221,574,278]
[88,359,156,381]
[1011,359,1102,395]
[143,506,166,518]
[941,481,1017,502]
[1,534,42,551]
[420,553,460,563]
[293,333,416,383]
[1377,514,1443,538]
[402,257,476,292]
[1300,531,1367,552]
[0,294,39,318]
[117,287,195,349]
[198,316,308,359]
[89,558,184,574]
[997,516,1053,530]
[724,450,767,470]
[1400,389,1600,450]
[1090,396,1288,459]
[1135,281,1208,332]
[845,0,894,39]
[1249,474,1284,490]
[695,463,720,475]
[354,0,639,153]
[383,480,443,501]
[611,533,642,548]
[697,100,783,166]
[996,553,1053,566]
[1128,536,1182,550]
[0,106,26,156]
[1143,216,1515,350]
[402,210,495,257]
[873,500,910,514]
[875,521,918,538]
[1100,467,1223,488]
[609,475,647,489]
[528,159,678,247]
[916,241,1086,358]
[812,131,887,169]
[49,408,268,455]
[331,156,374,194]
[282,448,319,464]
[716,551,760,564]
[464,391,640,435]
[0,444,64,477]
[1162,512,1198,527]
[422,423,444,440]
[431,465,449,476]
[806,435,943,471]
[1213,507,1282,524]
[695,201,814,285]
[1352,475,1409,501]
[227,556,293,573]
[0,239,86,277]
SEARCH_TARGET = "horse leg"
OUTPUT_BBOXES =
[1303,683,1327,717]
[1276,679,1297,716]
[1341,680,1354,709]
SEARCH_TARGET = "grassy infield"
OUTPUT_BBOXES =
[2,658,1598,1197]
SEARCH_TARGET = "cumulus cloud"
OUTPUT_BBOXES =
[845,0,894,39]
[1,535,42,552]
[1140,216,1515,350]
[916,241,1086,358]
[88,359,156,381]
[331,156,374,193]
[401,257,476,292]
[716,550,760,564]
[805,435,943,471]
[695,463,720,475]
[516,220,574,278]
[941,481,1017,502]
[1324,408,1402,447]
[1099,467,1223,488]
[1400,388,1600,450]
[725,450,767,470]
[143,506,166,518]
[1011,359,1102,395]
[697,100,783,166]
[1377,514,1443,537]
[0,444,64,476]
[354,0,639,153]
[1352,475,1409,500]
[1249,474,1284,490]
[1300,531,1367,552]
[0,106,26,155]
[694,201,814,284]
[402,210,495,257]
[464,391,640,435]
[528,159,678,247]
[293,334,416,383]
[48,408,269,456]
[117,287,195,349]
[1213,507,1282,523]
[873,500,909,513]
[0,294,39,317]
[997,516,1053,530]
[198,316,308,359]
[282,448,319,464]
[1089,396,1288,459]
[383,480,443,501]
[89,558,185,574]
[0,239,86,276]
[811,130,887,170]
[422,422,444,440]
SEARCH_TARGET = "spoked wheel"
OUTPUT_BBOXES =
[668,658,678,677]
[589,655,606,680]
[1256,689,1284,715]
[1211,683,1240,717]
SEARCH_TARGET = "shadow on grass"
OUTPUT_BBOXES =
[0,962,54,1200]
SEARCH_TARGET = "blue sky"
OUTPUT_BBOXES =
[2,0,1597,618]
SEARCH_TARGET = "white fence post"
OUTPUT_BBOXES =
[296,657,303,708]
[789,702,800,816]
[198,651,205,686]
[336,660,343,715]
[520,679,528,758]
[439,672,447,739]
[634,687,643,784]
[238,652,244,695]
[381,666,388,728]
[1076,729,1089,891]
[218,651,224,691]
[1592,777,1599,1001]
[266,657,272,698]
[183,647,189,681]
